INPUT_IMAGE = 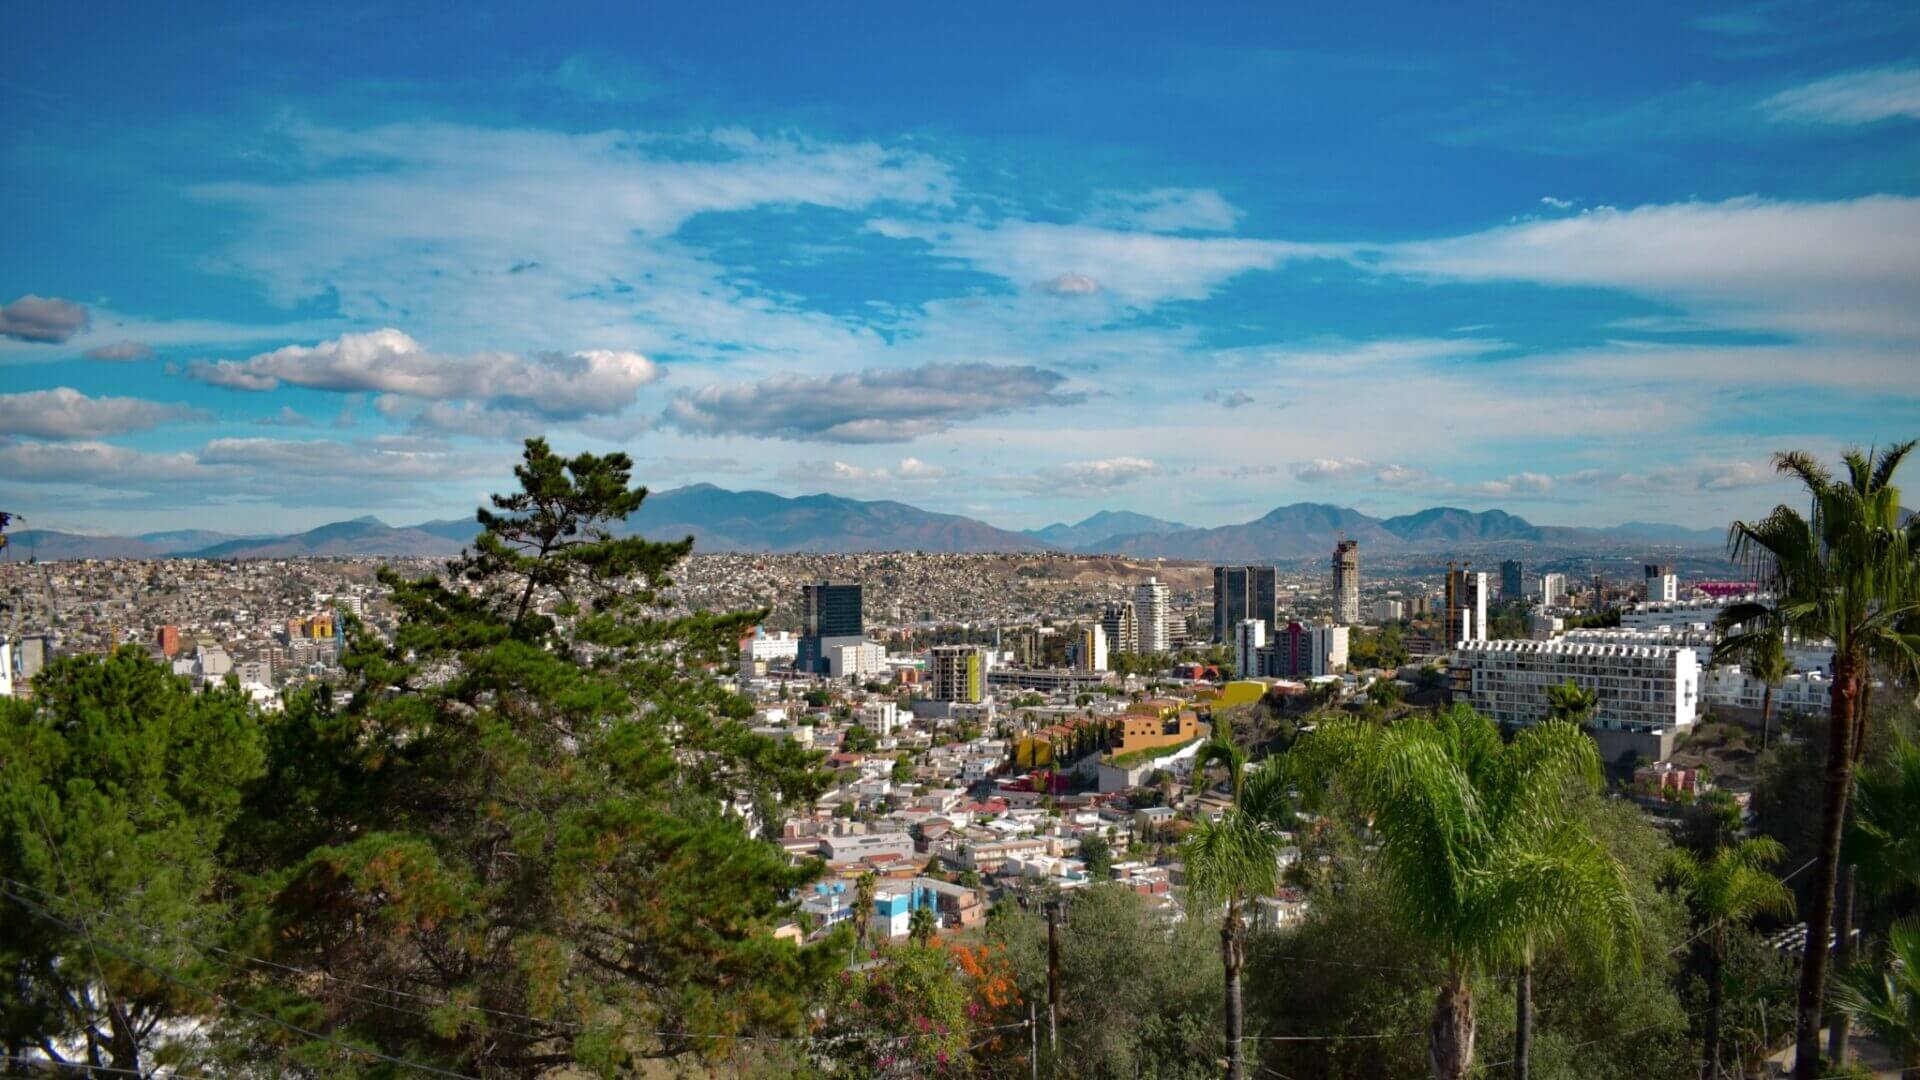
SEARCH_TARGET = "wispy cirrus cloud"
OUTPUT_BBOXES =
[662,363,1083,443]
[1381,195,1920,340]
[1761,66,1920,125]
[1005,456,1161,495]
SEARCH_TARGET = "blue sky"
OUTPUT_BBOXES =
[3,1,1917,535]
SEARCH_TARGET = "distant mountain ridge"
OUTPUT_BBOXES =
[6,486,1732,561]
[1023,510,1189,549]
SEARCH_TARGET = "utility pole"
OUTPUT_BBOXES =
[1044,898,1062,1067]
[1029,1002,1038,1080]
[1827,864,1857,1066]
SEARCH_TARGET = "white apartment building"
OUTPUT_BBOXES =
[1134,578,1171,654]
[1371,598,1404,623]
[1541,573,1567,608]
[1452,639,1699,733]
[1700,667,1832,716]
[859,699,899,738]
[1234,618,1266,679]
[827,640,886,680]
[1620,595,1768,633]
[1075,623,1109,673]
[742,629,801,665]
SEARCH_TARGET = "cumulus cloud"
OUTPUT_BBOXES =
[662,363,1083,443]
[1373,464,1439,488]
[187,329,660,418]
[0,388,202,439]
[83,340,156,361]
[0,295,90,343]
[1540,196,1575,210]
[1043,272,1101,297]
[1088,187,1243,232]
[1011,456,1160,494]
[1293,457,1375,482]
[1203,389,1255,408]
[1465,472,1555,496]
[1762,66,1920,125]
[255,405,315,427]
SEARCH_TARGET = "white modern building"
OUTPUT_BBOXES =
[1620,595,1768,634]
[1644,564,1679,603]
[1701,667,1832,716]
[1134,578,1171,654]
[1451,639,1699,734]
[1074,623,1109,673]
[826,640,886,680]
[859,698,900,738]
[1371,599,1404,623]
[1234,618,1267,679]
[742,629,801,665]
[1541,573,1567,608]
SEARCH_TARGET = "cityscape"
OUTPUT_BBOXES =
[3,4,1918,1080]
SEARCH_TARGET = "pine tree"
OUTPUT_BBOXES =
[223,439,836,1075]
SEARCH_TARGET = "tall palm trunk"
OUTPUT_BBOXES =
[1512,956,1532,1080]
[1222,905,1245,1080]
[1792,652,1859,1079]
[1759,683,1774,752]
[1429,967,1475,1080]
[1703,927,1724,1080]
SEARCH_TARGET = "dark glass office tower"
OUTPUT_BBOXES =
[1212,565,1278,642]
[797,580,863,673]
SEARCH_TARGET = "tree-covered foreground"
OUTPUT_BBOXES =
[2,439,1916,1079]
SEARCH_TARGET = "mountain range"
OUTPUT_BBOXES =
[5,485,1732,563]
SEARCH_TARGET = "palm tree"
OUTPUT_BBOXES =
[1719,444,1920,1079]
[1665,837,1797,1080]
[1713,625,1790,751]
[1545,680,1597,724]
[1182,735,1291,1080]
[1830,918,1920,1071]
[908,901,936,945]
[1294,705,1639,1080]
[853,871,877,956]
[1847,733,1920,904]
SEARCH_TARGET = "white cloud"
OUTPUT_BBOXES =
[0,295,90,344]
[869,218,1337,305]
[1293,457,1374,482]
[1087,187,1243,232]
[1465,472,1555,496]
[1382,196,1920,340]
[83,340,156,361]
[188,329,660,418]
[1540,196,1575,210]
[0,388,202,439]
[1010,456,1161,494]
[197,436,505,480]
[1042,272,1101,297]
[0,440,205,484]
[662,363,1083,443]
[1762,66,1920,125]
[777,456,949,487]
[188,123,951,357]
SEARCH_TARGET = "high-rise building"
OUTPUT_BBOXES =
[1371,598,1404,623]
[1442,564,1488,645]
[798,580,863,674]
[1259,621,1349,678]
[1212,565,1279,642]
[1332,540,1360,625]
[1074,623,1110,673]
[1500,560,1525,602]
[1134,578,1171,654]
[1233,618,1266,678]
[1644,563,1678,603]
[928,644,988,703]
[1541,573,1567,608]
[1100,602,1139,656]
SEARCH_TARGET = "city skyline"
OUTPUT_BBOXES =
[4,2,1919,536]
